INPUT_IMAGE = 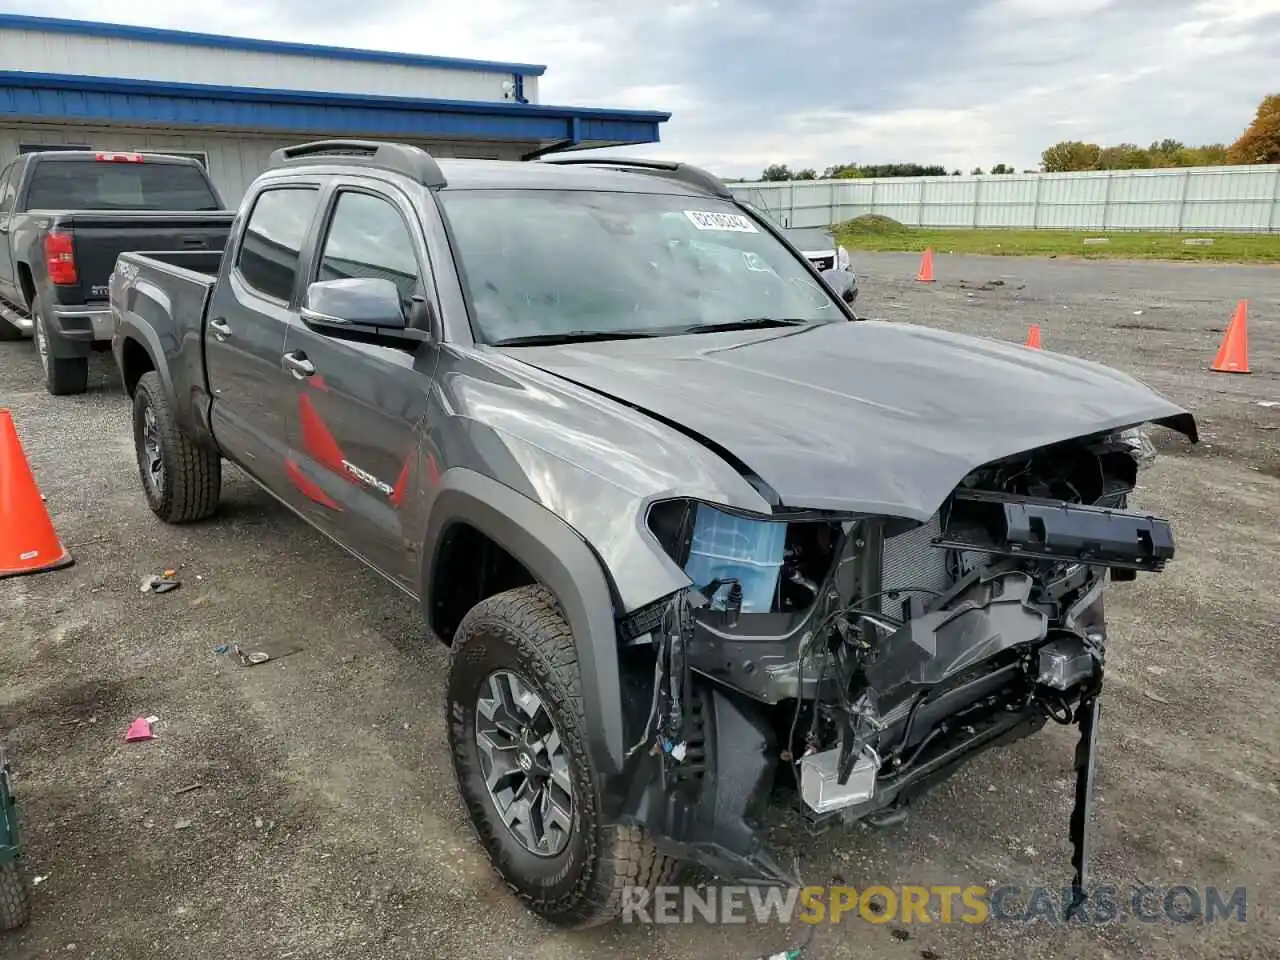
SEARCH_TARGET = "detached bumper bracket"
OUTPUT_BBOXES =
[1067,696,1100,918]
[937,489,1176,572]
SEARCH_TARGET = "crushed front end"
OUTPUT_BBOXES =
[613,426,1175,900]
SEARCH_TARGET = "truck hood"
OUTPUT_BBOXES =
[501,320,1197,520]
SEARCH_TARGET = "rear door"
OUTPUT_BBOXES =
[279,181,438,588]
[205,183,323,494]
[0,161,19,301]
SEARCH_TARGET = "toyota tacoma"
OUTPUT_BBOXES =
[108,140,1197,928]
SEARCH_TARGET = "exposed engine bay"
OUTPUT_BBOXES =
[620,425,1171,907]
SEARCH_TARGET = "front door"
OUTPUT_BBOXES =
[0,162,19,303]
[280,184,437,588]
[204,184,323,494]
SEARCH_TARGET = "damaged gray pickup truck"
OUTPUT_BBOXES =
[109,140,1198,929]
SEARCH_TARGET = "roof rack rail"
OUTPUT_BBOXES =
[268,139,447,189]
[538,156,732,199]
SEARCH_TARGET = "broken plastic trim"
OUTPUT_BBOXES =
[935,489,1176,572]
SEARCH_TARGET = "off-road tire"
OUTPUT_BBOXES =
[0,861,30,931]
[132,371,221,523]
[32,297,88,396]
[447,585,678,928]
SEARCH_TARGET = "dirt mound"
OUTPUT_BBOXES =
[836,214,908,235]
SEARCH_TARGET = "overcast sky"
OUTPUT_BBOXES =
[33,0,1280,177]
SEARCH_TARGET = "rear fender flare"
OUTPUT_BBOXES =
[115,316,174,401]
[113,312,215,448]
[422,468,627,779]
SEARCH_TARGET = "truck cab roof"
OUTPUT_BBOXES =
[22,150,207,167]
[262,139,730,199]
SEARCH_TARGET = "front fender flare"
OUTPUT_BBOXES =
[422,468,627,780]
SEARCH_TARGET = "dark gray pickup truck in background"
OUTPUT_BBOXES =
[108,140,1197,929]
[0,149,232,395]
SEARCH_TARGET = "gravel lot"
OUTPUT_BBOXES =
[1,252,1277,960]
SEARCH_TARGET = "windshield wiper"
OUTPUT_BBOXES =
[490,329,665,347]
[682,317,815,334]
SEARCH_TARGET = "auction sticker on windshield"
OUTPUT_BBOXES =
[684,210,759,233]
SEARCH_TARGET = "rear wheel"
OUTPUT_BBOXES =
[32,296,88,396]
[447,585,677,928]
[0,861,30,931]
[132,371,221,523]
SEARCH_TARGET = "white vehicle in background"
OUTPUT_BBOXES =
[780,226,858,304]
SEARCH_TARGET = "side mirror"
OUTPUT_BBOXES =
[302,277,406,329]
[820,268,858,306]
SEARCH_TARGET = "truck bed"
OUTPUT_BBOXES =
[112,249,222,344]
[35,211,233,305]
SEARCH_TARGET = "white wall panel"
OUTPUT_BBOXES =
[0,28,530,103]
[730,165,1280,233]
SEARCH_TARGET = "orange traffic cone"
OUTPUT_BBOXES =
[0,408,73,579]
[915,248,935,283]
[1024,324,1043,349]
[1210,300,1250,374]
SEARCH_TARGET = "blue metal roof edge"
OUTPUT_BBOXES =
[0,72,672,124]
[0,72,666,146]
[0,13,549,77]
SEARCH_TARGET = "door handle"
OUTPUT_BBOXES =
[181,236,204,247]
[209,317,232,341]
[282,351,315,379]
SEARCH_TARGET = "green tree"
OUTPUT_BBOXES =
[970,166,985,175]
[1189,144,1229,165]
[1041,141,1101,172]
[990,163,1015,174]
[794,168,817,180]
[1227,94,1280,164]
[760,163,793,181]
[1096,144,1152,169]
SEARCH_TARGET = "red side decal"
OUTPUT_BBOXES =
[286,457,341,510]
[389,456,412,508]
[425,453,441,484]
[297,394,348,476]
[309,373,329,392]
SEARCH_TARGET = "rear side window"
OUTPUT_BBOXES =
[24,160,220,211]
[235,187,321,302]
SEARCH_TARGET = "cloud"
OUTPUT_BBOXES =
[38,0,1280,176]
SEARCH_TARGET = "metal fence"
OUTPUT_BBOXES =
[727,164,1280,233]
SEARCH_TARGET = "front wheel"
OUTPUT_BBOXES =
[0,861,30,931]
[132,371,222,523]
[0,312,23,341]
[447,585,677,928]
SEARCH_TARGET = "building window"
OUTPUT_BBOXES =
[235,187,321,303]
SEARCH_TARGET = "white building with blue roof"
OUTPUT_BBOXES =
[0,14,670,202]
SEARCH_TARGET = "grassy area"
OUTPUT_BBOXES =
[832,215,1280,262]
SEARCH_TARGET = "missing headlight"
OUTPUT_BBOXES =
[646,500,842,614]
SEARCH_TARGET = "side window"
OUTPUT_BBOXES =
[0,164,16,215]
[235,186,321,302]
[316,191,422,304]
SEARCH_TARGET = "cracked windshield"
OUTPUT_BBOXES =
[439,188,843,344]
